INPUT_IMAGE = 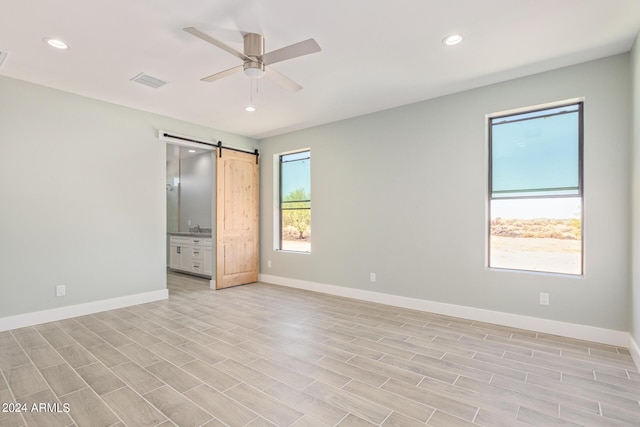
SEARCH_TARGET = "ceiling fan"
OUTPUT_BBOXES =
[183,27,321,92]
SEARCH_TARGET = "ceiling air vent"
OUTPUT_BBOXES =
[0,51,9,68]
[131,72,168,89]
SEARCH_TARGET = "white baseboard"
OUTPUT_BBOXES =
[209,279,216,290]
[259,274,631,349]
[630,335,640,371]
[0,289,169,332]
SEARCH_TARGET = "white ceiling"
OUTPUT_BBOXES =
[2,0,639,139]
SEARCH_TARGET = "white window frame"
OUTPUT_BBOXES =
[486,98,584,276]
[273,148,311,253]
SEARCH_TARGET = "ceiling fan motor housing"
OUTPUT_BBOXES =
[243,33,265,78]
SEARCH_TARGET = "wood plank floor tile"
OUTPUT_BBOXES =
[12,329,47,349]
[39,363,86,396]
[181,359,241,391]
[102,386,165,427]
[65,327,105,348]
[561,371,640,401]
[143,385,212,427]
[471,349,562,380]
[245,417,279,427]
[375,336,440,360]
[382,378,479,422]
[516,406,582,426]
[378,354,459,384]
[0,271,638,427]
[178,341,227,365]
[290,414,332,427]
[248,357,316,390]
[263,381,348,425]
[19,389,74,427]
[342,379,435,422]
[148,341,196,366]
[411,354,496,383]
[473,408,531,427]
[417,376,520,420]
[214,359,279,391]
[95,329,134,348]
[456,375,559,416]
[256,353,353,388]
[110,362,163,395]
[598,402,640,425]
[74,315,112,334]
[205,339,260,365]
[316,356,388,387]
[23,344,64,370]
[85,343,130,368]
[184,384,260,426]
[39,329,74,350]
[225,383,303,426]
[427,410,478,427]
[60,387,120,427]
[117,343,163,367]
[56,343,97,368]
[0,331,18,347]
[382,411,429,427]
[525,373,640,414]
[490,373,600,415]
[3,363,49,398]
[303,381,391,425]
[0,389,26,427]
[145,360,201,393]
[346,354,424,385]
[0,345,31,371]
[559,405,636,427]
[335,413,377,426]
[76,362,126,396]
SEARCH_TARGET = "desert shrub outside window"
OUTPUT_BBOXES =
[279,150,311,252]
[488,102,583,275]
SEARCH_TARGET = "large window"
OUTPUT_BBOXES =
[279,150,311,252]
[488,102,583,275]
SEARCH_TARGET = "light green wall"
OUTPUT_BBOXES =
[631,34,640,346]
[0,75,256,318]
[0,51,635,335]
[259,54,632,331]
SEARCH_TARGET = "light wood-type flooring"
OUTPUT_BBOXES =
[1,272,639,426]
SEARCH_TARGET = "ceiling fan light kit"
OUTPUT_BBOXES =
[243,33,266,78]
[243,61,265,78]
[183,27,320,92]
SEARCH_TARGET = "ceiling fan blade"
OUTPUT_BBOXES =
[183,27,249,61]
[261,39,321,65]
[201,65,243,82]
[264,66,303,92]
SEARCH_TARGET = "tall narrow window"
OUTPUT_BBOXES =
[489,102,583,275]
[279,150,311,252]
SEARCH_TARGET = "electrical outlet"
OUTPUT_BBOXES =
[370,272,376,283]
[267,260,272,268]
[539,292,549,306]
[56,285,66,297]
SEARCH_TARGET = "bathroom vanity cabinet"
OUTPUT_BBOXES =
[169,234,212,278]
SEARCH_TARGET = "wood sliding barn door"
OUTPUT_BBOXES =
[216,148,259,289]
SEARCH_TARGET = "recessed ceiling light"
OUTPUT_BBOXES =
[44,38,69,49]
[442,34,463,46]
[244,105,257,112]
[188,149,196,153]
